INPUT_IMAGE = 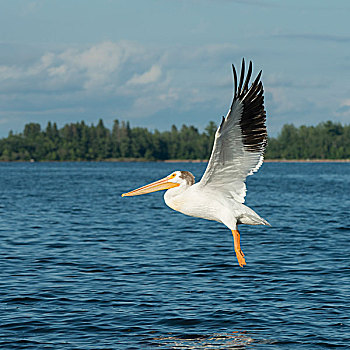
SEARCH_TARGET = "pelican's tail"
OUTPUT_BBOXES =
[238,209,271,226]
[260,217,271,226]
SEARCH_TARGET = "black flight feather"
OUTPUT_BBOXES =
[231,59,267,154]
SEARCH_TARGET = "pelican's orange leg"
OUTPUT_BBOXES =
[232,229,246,267]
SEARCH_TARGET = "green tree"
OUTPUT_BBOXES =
[0,119,349,161]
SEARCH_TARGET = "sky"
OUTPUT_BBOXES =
[0,0,349,137]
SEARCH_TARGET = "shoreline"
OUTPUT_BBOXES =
[0,159,349,163]
[264,159,350,163]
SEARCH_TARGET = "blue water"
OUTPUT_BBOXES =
[0,162,349,349]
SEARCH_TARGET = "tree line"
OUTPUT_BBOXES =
[0,119,348,161]
[266,121,350,159]
[0,119,217,161]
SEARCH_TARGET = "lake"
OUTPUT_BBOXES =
[0,162,349,349]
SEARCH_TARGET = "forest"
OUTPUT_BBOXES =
[0,119,349,161]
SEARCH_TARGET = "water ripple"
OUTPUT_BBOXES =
[0,162,349,349]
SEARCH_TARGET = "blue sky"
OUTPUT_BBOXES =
[0,0,349,137]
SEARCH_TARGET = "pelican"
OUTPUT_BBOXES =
[122,59,269,267]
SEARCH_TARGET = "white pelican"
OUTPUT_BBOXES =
[122,59,269,267]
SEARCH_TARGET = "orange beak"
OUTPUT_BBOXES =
[121,175,180,197]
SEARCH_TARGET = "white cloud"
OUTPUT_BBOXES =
[341,99,350,107]
[335,99,350,121]
[266,86,295,114]
[159,88,179,102]
[0,39,348,137]
[0,41,283,135]
[127,65,162,85]
[56,41,140,90]
[0,41,144,94]
[20,0,42,16]
[0,65,21,80]
[0,41,178,134]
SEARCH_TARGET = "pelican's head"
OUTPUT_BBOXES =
[121,171,195,197]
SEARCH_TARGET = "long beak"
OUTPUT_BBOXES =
[121,176,180,197]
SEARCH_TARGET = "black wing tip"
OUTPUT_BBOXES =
[255,70,262,84]
[230,59,267,154]
[219,115,225,131]
[232,64,238,98]
[237,59,245,96]
[231,59,264,99]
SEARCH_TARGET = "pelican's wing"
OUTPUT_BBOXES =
[199,59,267,203]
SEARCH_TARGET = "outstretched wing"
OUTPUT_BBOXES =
[198,59,267,203]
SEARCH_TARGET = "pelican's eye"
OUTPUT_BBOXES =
[170,173,176,178]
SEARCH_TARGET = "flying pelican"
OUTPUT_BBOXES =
[122,59,269,267]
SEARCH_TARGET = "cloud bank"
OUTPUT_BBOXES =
[0,39,348,136]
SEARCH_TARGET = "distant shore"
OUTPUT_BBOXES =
[103,158,350,163]
[1,158,349,163]
[264,159,350,163]
[166,159,350,163]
